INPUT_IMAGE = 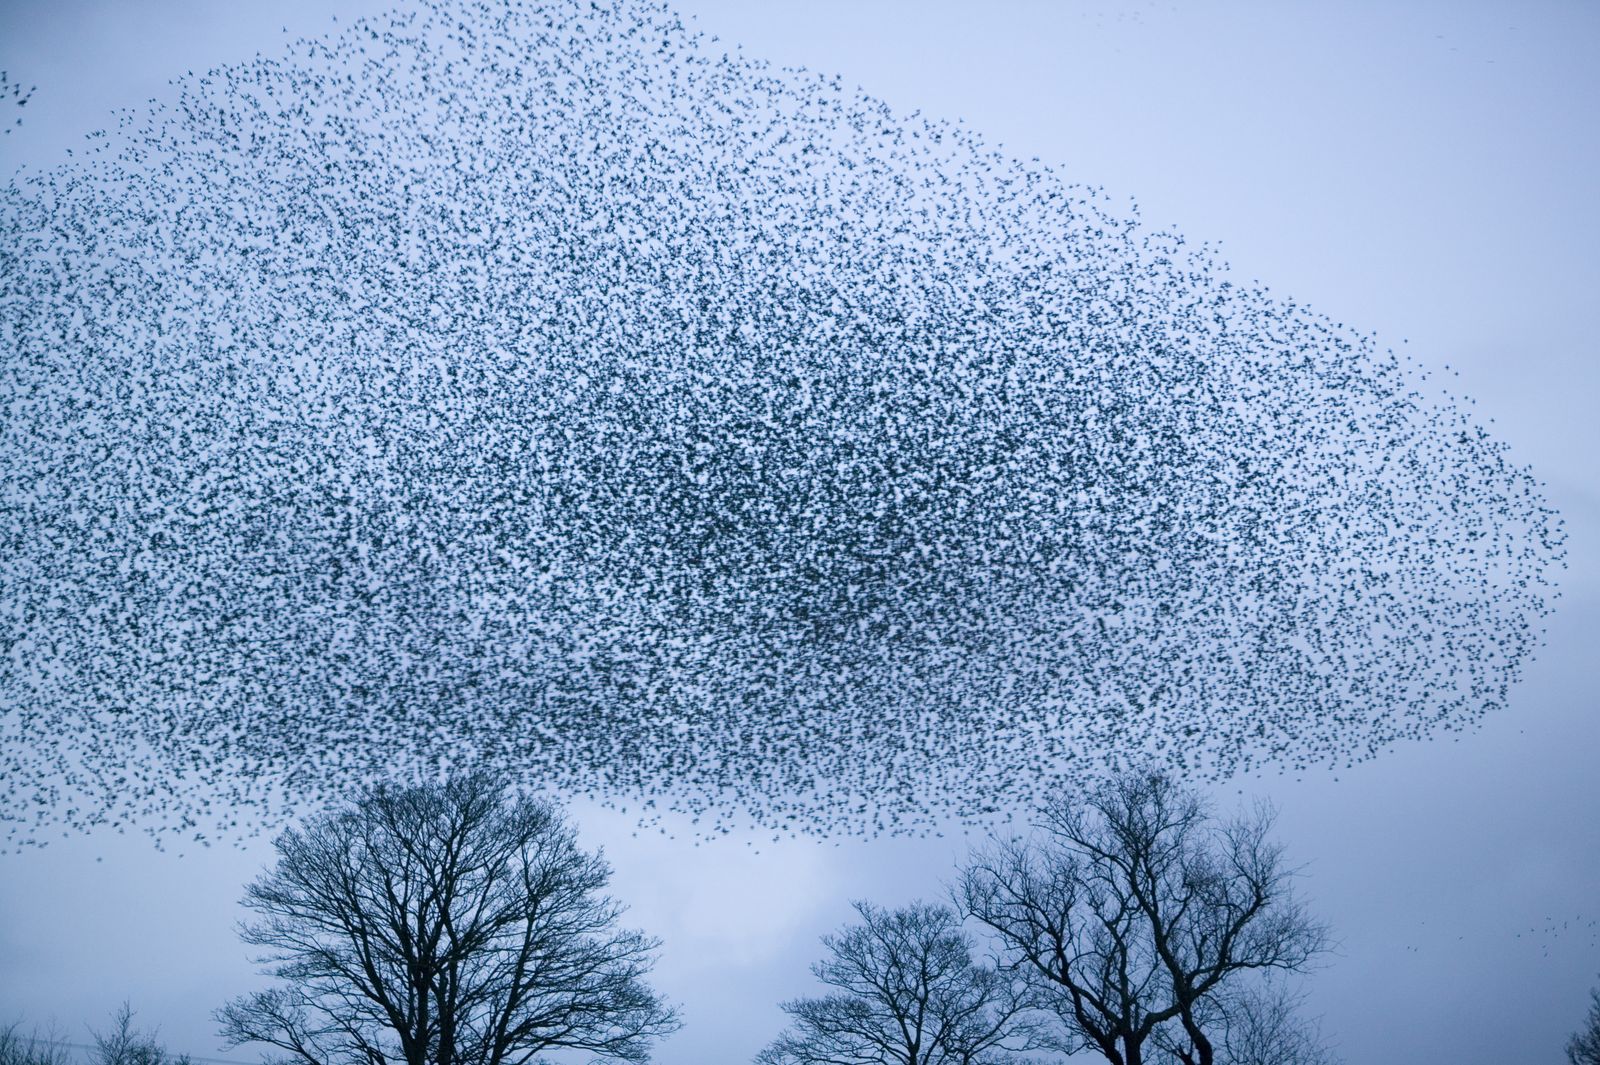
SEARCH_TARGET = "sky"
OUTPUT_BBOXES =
[1,1,1597,1063]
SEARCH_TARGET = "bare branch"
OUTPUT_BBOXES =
[215,774,679,1065]
[758,900,1047,1065]
[955,771,1332,1065]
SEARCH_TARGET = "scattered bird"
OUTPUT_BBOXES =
[1520,912,1600,955]
[0,0,1564,848]
[0,71,34,133]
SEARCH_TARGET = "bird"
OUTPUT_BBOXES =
[0,0,1565,849]
[0,71,36,133]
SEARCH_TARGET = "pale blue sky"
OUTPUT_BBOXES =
[1,3,1597,1064]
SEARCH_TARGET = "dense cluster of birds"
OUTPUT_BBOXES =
[0,0,1563,845]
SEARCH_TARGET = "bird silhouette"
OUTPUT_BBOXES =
[0,71,35,134]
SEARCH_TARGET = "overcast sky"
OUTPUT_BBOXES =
[1,2,1597,1063]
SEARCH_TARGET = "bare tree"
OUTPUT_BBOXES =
[1570,981,1600,1065]
[216,774,679,1065]
[3,1004,191,1065]
[0,1023,74,1065]
[1154,979,1338,1065]
[955,771,1329,1065]
[756,900,1046,1065]
[92,1004,193,1065]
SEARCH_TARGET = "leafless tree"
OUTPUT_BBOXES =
[3,1004,191,1065]
[1570,981,1600,1065]
[92,1004,193,1065]
[1154,979,1338,1065]
[0,1022,74,1065]
[756,900,1046,1065]
[955,771,1330,1065]
[215,774,679,1065]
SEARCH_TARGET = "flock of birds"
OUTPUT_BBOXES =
[0,0,1564,845]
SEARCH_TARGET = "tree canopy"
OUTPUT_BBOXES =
[216,774,679,1065]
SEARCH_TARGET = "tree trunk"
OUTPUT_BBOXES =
[1180,1010,1213,1065]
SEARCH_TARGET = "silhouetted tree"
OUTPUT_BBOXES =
[1153,979,1338,1065]
[2,1004,190,1065]
[756,900,1045,1065]
[91,1004,193,1065]
[0,1023,73,1065]
[216,774,679,1065]
[955,771,1329,1065]
[1570,980,1600,1065]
